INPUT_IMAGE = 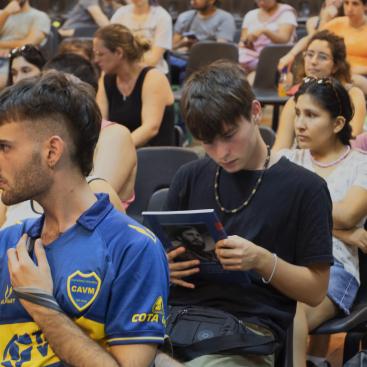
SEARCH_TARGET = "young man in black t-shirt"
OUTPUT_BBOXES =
[155,61,334,367]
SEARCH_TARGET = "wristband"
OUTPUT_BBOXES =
[13,287,64,313]
[261,253,277,284]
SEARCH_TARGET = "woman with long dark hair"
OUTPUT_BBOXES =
[7,44,45,85]
[281,77,367,366]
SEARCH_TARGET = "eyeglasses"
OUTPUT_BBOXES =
[302,76,343,115]
[303,50,333,62]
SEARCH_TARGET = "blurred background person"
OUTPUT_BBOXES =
[239,0,297,84]
[273,30,365,151]
[6,43,45,85]
[94,24,174,147]
[59,0,125,38]
[111,0,172,75]
[0,0,50,87]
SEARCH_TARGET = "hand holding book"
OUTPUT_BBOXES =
[167,246,200,289]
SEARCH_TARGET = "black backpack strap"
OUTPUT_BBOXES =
[173,333,276,361]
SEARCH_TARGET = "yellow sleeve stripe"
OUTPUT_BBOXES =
[108,336,164,342]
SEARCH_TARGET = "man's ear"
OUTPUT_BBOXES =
[251,100,262,124]
[45,136,65,169]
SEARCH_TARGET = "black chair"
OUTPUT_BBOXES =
[173,41,239,101]
[185,41,239,80]
[40,26,61,60]
[127,147,200,223]
[259,125,276,148]
[252,44,293,132]
[73,26,98,38]
[311,251,367,364]
[146,188,170,213]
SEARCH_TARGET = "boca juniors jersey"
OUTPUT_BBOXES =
[0,194,169,366]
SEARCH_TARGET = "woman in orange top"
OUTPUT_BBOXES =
[278,0,367,94]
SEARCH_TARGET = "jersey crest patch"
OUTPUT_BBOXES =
[67,271,101,312]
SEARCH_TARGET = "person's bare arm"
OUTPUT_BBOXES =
[87,5,110,27]
[260,24,295,44]
[0,1,20,31]
[349,86,366,137]
[216,236,329,307]
[333,186,367,229]
[96,74,109,119]
[88,178,125,212]
[0,25,47,49]
[7,235,157,367]
[173,32,184,49]
[351,65,367,76]
[143,45,166,68]
[93,124,137,201]
[272,98,296,152]
[333,227,367,253]
[132,69,174,147]
[278,34,312,71]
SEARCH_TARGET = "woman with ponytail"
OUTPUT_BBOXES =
[94,24,174,147]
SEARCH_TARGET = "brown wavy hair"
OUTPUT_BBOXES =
[299,30,351,83]
[94,24,151,63]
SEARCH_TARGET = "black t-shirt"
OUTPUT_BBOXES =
[164,156,333,340]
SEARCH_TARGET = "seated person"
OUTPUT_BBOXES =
[273,30,366,151]
[111,0,172,75]
[0,54,136,227]
[239,0,296,81]
[278,0,367,95]
[0,0,50,86]
[45,53,137,209]
[305,0,343,35]
[173,0,235,52]
[58,37,94,61]
[155,61,333,367]
[280,77,367,367]
[59,0,124,38]
[0,71,169,367]
[94,24,175,147]
[6,44,46,86]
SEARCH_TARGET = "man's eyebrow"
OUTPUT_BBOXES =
[0,139,12,144]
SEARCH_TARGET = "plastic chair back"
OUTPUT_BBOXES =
[127,147,200,222]
[253,45,293,91]
[185,41,239,80]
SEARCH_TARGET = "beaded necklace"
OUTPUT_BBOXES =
[214,145,271,214]
[310,145,351,168]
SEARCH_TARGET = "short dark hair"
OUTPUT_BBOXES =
[7,44,46,86]
[0,71,101,176]
[295,77,353,144]
[181,61,255,143]
[44,53,99,93]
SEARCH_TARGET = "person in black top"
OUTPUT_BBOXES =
[155,61,334,367]
[94,24,175,147]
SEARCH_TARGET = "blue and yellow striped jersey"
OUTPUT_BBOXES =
[0,194,169,366]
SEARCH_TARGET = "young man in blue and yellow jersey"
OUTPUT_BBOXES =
[0,71,169,366]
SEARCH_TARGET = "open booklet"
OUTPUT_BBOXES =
[143,209,227,273]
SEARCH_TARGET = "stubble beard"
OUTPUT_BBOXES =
[1,151,52,206]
